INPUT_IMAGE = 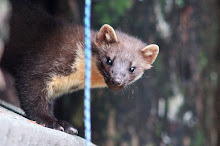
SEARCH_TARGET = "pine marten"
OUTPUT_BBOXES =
[1,1,159,134]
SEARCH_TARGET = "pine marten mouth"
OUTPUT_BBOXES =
[107,84,124,91]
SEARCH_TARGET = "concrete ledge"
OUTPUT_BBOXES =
[0,106,95,146]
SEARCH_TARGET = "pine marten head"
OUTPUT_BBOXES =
[93,24,159,90]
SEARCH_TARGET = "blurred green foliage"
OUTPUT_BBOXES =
[192,128,205,146]
[199,52,208,69]
[94,0,133,25]
[175,0,187,7]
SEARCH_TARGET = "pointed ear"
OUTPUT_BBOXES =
[141,44,159,65]
[96,24,118,44]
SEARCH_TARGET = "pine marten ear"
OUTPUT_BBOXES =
[96,24,118,44]
[141,44,159,65]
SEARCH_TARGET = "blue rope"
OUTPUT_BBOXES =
[84,0,92,145]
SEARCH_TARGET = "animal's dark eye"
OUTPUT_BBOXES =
[129,67,135,73]
[106,57,113,66]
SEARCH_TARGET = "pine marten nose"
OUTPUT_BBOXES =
[112,78,122,86]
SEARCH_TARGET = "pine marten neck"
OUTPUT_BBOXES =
[47,42,106,99]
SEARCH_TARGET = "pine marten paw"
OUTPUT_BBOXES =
[57,120,78,135]
[38,117,64,131]
[37,116,78,135]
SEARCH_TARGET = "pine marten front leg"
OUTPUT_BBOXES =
[15,68,78,134]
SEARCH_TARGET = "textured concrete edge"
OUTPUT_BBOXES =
[0,106,96,146]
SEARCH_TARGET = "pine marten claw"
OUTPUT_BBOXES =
[66,127,78,135]
[58,120,78,135]
[57,126,64,132]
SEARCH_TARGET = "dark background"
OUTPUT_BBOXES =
[0,0,220,145]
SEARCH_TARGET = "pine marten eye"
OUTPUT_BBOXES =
[129,67,136,73]
[106,57,113,66]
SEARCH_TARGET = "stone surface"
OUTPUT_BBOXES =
[0,106,95,146]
